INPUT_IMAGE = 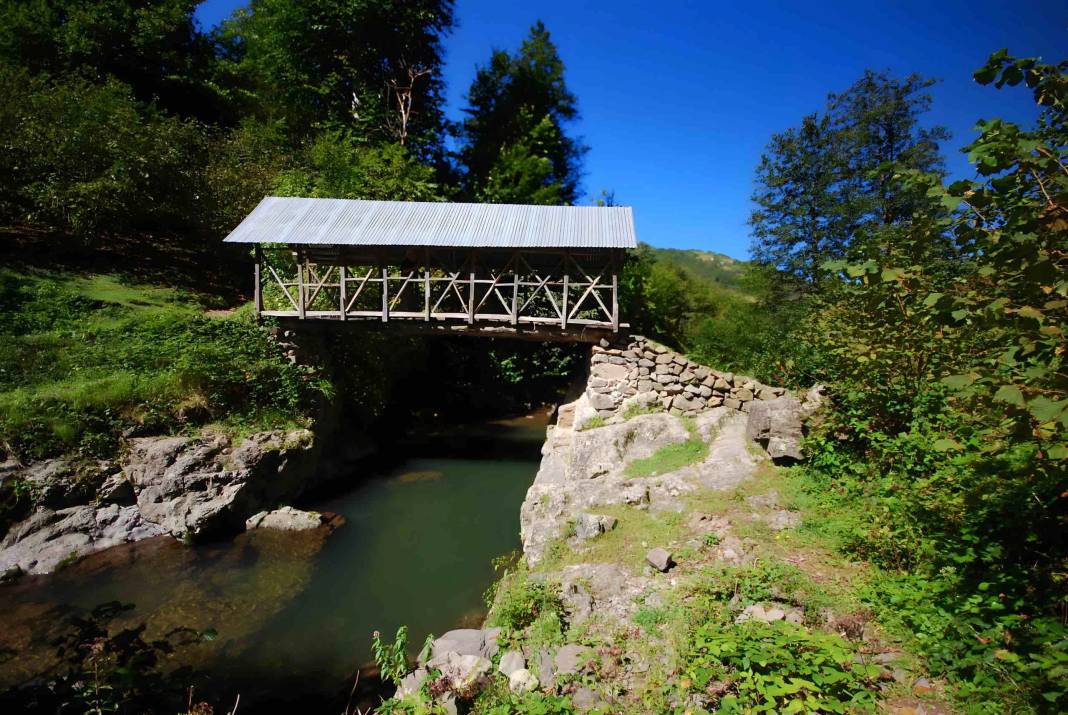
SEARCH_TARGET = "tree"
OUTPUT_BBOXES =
[215,0,454,153]
[750,71,949,286]
[750,114,850,286]
[459,21,586,204]
[828,71,950,227]
[0,0,222,121]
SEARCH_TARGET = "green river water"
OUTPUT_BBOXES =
[0,411,549,712]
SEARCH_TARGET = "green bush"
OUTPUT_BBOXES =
[0,269,325,459]
[486,569,566,635]
[0,67,208,237]
[685,620,878,713]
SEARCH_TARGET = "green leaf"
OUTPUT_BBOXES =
[940,194,962,211]
[942,373,977,389]
[881,267,904,282]
[933,438,962,452]
[994,384,1025,407]
[922,292,943,307]
[1028,396,1065,422]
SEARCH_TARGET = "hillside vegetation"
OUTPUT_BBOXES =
[0,267,323,461]
[0,1,1065,713]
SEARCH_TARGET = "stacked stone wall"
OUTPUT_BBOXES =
[586,335,787,418]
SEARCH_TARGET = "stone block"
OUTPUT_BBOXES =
[654,353,674,364]
[646,547,674,572]
[679,370,695,382]
[724,398,742,410]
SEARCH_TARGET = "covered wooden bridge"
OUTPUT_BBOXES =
[224,197,637,342]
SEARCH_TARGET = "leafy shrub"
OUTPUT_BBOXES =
[0,270,325,459]
[0,67,208,237]
[487,570,566,635]
[685,620,878,713]
[372,626,410,687]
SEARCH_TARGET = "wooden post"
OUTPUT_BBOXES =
[296,252,306,319]
[611,251,619,332]
[511,251,519,326]
[253,245,263,320]
[381,260,389,323]
[561,251,569,329]
[467,251,476,324]
[424,248,431,321]
[339,264,348,321]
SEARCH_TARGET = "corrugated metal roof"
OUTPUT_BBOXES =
[222,197,637,249]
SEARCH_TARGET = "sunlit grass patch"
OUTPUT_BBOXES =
[0,268,324,459]
[623,437,709,477]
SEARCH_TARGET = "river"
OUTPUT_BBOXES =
[0,410,549,712]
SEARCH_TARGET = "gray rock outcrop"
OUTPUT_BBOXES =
[0,427,330,575]
[746,396,805,462]
[0,503,164,575]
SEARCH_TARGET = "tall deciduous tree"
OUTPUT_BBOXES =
[750,71,949,286]
[215,0,454,153]
[459,21,586,204]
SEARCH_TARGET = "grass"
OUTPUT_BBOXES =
[0,267,325,460]
[622,416,710,478]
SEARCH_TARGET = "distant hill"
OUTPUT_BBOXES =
[648,246,749,293]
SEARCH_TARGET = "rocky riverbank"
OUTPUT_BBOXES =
[0,427,364,577]
[388,339,850,713]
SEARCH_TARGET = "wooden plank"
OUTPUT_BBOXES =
[253,245,262,319]
[561,252,569,329]
[424,249,431,321]
[297,258,306,319]
[339,264,348,321]
[381,264,389,323]
[511,251,519,326]
[467,253,476,324]
[615,253,623,331]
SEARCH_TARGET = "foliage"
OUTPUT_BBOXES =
[0,68,208,237]
[0,269,324,459]
[0,0,223,121]
[372,626,410,687]
[478,690,576,715]
[215,0,454,150]
[778,50,1068,711]
[486,568,566,636]
[275,130,444,202]
[750,71,949,287]
[459,21,586,204]
[685,620,878,713]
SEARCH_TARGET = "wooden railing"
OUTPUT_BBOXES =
[254,246,623,332]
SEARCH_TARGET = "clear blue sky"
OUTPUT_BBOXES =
[196,0,1066,258]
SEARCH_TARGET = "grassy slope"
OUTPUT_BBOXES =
[477,459,957,714]
[648,247,750,295]
[0,266,321,461]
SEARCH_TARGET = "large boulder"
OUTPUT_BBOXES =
[246,506,323,531]
[423,628,500,663]
[125,429,316,541]
[0,503,164,575]
[746,396,804,462]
